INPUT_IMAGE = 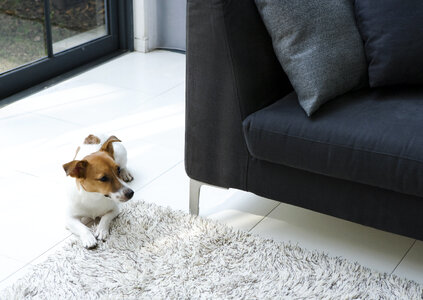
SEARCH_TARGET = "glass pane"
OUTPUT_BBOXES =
[50,0,107,53]
[0,1,47,74]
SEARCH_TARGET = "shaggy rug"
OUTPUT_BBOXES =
[1,200,422,299]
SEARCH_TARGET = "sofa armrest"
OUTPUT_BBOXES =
[185,0,292,190]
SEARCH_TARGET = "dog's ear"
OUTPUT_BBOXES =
[63,160,88,178]
[100,135,121,158]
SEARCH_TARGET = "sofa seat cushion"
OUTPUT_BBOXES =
[242,87,423,198]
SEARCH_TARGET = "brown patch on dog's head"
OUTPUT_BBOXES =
[84,134,101,145]
[75,151,122,197]
[63,160,88,178]
[63,149,133,202]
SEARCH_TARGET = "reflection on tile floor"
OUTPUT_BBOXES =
[0,50,421,290]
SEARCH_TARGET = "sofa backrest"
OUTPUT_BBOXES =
[186,0,292,190]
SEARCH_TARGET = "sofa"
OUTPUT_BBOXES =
[185,0,423,241]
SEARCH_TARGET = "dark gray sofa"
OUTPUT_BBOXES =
[185,0,423,241]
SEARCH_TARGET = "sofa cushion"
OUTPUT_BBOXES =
[354,0,423,87]
[255,0,367,116]
[243,87,423,198]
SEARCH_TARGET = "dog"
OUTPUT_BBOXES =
[63,134,134,248]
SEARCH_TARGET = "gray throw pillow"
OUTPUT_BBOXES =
[255,0,368,116]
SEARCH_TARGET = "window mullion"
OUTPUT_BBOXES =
[43,0,53,57]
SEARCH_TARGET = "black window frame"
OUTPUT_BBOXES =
[0,0,133,101]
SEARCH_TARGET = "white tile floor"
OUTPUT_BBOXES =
[0,50,422,290]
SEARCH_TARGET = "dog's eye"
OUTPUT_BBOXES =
[117,166,121,174]
[99,176,109,182]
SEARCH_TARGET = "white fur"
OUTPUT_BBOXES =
[65,135,133,248]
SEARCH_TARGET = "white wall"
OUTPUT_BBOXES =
[133,0,149,52]
[133,0,186,53]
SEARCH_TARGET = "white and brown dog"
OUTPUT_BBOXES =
[63,134,134,248]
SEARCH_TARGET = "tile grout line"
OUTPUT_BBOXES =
[390,239,416,275]
[134,159,184,193]
[0,255,27,265]
[248,202,281,233]
[114,109,184,133]
[34,81,185,129]
[33,112,84,127]
[0,233,73,284]
[14,170,39,178]
[114,80,185,100]
[0,88,125,121]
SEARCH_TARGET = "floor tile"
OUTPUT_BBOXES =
[138,162,280,232]
[393,240,423,284]
[136,162,190,212]
[0,264,33,291]
[0,257,26,283]
[72,51,185,97]
[251,203,414,274]
[0,174,71,262]
[0,113,78,148]
[113,83,185,156]
[0,114,79,170]
[122,142,183,193]
[29,236,72,267]
[0,103,27,119]
[36,88,151,127]
[0,79,121,119]
[201,188,280,232]
[36,82,185,151]
[31,83,184,149]
[12,143,81,180]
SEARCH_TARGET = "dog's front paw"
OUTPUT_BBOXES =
[95,226,110,241]
[80,233,97,249]
[120,168,134,182]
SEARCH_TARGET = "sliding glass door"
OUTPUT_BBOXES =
[0,0,132,100]
[49,0,108,54]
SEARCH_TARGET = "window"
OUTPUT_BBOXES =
[0,0,133,100]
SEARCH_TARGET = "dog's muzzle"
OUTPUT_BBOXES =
[123,188,134,201]
[109,187,134,202]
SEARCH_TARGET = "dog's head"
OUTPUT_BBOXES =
[63,136,134,202]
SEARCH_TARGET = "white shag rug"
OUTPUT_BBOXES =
[1,200,422,299]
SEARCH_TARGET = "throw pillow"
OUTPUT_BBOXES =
[354,0,423,87]
[255,0,368,116]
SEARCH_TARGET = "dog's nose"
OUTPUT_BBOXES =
[124,188,134,200]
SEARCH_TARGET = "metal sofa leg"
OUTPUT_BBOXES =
[189,179,229,216]
[189,179,203,215]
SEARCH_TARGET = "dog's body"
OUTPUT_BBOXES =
[63,134,134,248]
